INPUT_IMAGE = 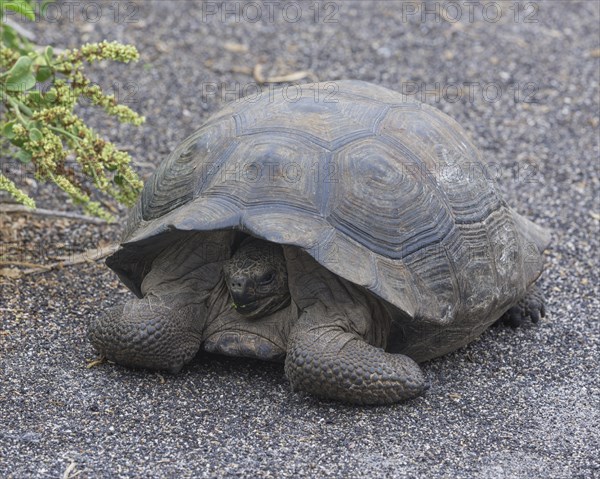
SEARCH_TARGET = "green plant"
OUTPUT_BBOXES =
[1,0,145,220]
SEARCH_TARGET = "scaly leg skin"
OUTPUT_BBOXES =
[88,292,204,374]
[285,305,426,405]
[496,285,547,328]
[283,246,426,405]
[89,234,231,374]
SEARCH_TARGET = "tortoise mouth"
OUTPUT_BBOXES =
[235,299,261,314]
[234,293,291,319]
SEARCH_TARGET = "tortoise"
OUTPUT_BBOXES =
[88,80,550,405]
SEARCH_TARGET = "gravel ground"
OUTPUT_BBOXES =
[1,1,599,478]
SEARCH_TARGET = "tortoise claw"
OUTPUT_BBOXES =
[496,285,546,328]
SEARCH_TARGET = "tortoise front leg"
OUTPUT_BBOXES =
[285,304,426,405]
[283,246,426,405]
[89,234,232,373]
[88,292,205,374]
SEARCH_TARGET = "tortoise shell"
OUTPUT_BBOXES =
[107,80,549,329]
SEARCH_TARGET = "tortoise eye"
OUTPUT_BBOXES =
[260,272,275,285]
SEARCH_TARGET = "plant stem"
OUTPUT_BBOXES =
[6,95,33,121]
[47,125,79,143]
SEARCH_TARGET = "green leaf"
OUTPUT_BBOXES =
[16,150,32,164]
[7,56,33,75]
[27,90,43,104]
[1,24,19,50]
[5,56,36,91]
[3,121,17,139]
[43,90,57,104]
[44,46,54,63]
[29,128,43,141]
[113,174,124,186]
[0,20,32,54]
[35,65,52,82]
[9,135,26,148]
[6,74,36,91]
[1,0,36,21]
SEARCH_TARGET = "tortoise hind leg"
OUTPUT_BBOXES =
[496,284,547,328]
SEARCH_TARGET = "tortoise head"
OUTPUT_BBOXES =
[223,237,290,319]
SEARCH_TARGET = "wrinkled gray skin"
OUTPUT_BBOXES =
[222,237,290,318]
[89,235,543,405]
